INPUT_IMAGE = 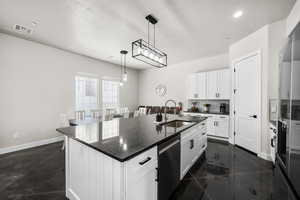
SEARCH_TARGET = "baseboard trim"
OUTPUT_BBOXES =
[0,136,64,155]
[207,135,229,142]
[258,152,272,161]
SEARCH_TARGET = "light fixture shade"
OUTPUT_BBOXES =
[132,39,167,68]
[122,72,128,82]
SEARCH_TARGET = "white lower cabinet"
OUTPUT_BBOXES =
[183,112,230,139]
[65,137,157,200]
[65,121,208,200]
[180,121,207,179]
[215,116,229,138]
[125,147,158,200]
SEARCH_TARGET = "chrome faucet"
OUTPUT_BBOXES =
[164,99,177,121]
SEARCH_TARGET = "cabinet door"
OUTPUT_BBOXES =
[206,117,216,136]
[280,62,291,100]
[197,72,207,99]
[291,61,300,100]
[217,69,230,99]
[187,74,198,99]
[127,168,157,200]
[126,147,158,200]
[206,71,218,99]
[215,117,229,138]
[181,136,194,179]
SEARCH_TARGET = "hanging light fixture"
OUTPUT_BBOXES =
[132,14,167,68]
[120,50,128,86]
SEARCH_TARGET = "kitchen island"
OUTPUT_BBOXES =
[57,115,207,200]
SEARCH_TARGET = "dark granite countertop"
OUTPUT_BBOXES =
[183,111,230,116]
[57,115,207,162]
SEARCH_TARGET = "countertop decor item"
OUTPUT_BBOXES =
[156,112,163,122]
[132,14,167,68]
[203,104,211,113]
[190,102,199,112]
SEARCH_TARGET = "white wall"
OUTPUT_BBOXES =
[138,54,229,108]
[229,20,287,158]
[0,33,139,149]
[269,20,287,99]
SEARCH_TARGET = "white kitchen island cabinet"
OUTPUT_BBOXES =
[66,137,158,200]
[180,121,207,179]
[57,115,208,200]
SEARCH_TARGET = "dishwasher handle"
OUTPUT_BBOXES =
[159,140,180,154]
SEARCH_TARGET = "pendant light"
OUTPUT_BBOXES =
[132,14,167,68]
[120,50,128,86]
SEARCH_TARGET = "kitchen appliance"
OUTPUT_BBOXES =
[158,135,180,200]
[269,123,277,164]
[203,104,210,113]
[219,103,228,114]
[276,22,300,199]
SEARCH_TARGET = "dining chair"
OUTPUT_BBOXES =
[139,107,147,115]
[134,110,140,117]
[90,109,101,119]
[75,110,85,120]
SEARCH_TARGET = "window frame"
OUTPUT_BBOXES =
[75,75,100,114]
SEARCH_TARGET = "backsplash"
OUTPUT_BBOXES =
[187,99,230,113]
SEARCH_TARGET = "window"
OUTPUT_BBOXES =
[75,76,99,114]
[102,79,120,109]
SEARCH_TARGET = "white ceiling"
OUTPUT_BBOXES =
[0,0,296,69]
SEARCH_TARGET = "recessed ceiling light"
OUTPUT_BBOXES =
[233,10,243,18]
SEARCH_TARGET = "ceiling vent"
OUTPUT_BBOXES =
[13,24,33,35]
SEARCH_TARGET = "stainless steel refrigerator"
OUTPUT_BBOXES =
[276,22,300,200]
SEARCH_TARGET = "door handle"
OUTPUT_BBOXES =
[249,115,257,119]
[271,138,275,147]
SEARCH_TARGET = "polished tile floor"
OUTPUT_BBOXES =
[0,140,274,200]
[172,140,274,200]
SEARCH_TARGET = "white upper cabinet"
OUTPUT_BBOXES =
[206,71,219,99]
[217,69,231,99]
[207,69,230,99]
[197,73,207,99]
[187,69,230,100]
[187,73,207,99]
[187,74,198,99]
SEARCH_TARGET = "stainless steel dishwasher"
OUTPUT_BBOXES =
[158,135,180,200]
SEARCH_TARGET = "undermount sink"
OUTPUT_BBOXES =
[163,120,194,128]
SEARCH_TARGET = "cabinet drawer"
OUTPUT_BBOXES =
[126,147,157,172]
[216,115,229,120]
[181,127,198,140]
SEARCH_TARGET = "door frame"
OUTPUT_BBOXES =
[231,50,262,155]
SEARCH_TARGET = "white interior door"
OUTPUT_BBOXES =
[234,53,260,154]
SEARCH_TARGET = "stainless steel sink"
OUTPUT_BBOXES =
[162,120,194,128]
